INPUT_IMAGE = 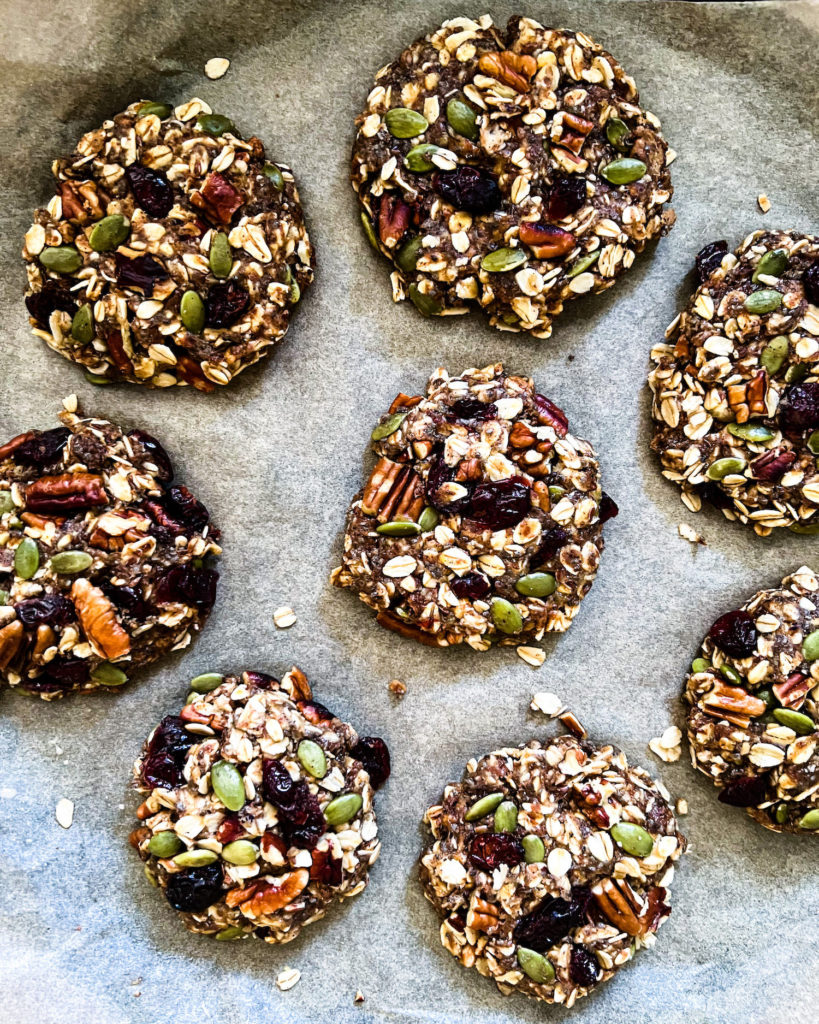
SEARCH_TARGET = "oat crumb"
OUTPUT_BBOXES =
[649,726,683,763]
[55,797,74,829]
[676,798,689,816]
[678,522,705,546]
[517,645,545,668]
[62,394,78,413]
[205,57,230,80]
[273,606,296,629]
[757,193,771,214]
[388,678,407,697]
[354,990,365,1004]
[276,967,301,991]
[531,691,565,717]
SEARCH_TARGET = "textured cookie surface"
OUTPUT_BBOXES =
[131,668,388,943]
[0,404,220,698]
[684,566,819,834]
[23,98,313,389]
[331,364,616,650]
[649,230,819,534]
[352,14,674,337]
[420,736,685,1006]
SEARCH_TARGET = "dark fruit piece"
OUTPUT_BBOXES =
[469,478,531,530]
[142,714,195,789]
[545,176,586,221]
[532,526,570,566]
[206,280,250,327]
[261,758,326,849]
[450,572,491,601]
[750,449,797,482]
[25,281,77,328]
[708,609,757,658]
[125,164,174,218]
[701,481,734,511]
[155,565,218,611]
[164,485,210,532]
[426,452,472,514]
[718,773,769,808]
[15,594,75,628]
[433,166,501,214]
[804,263,819,306]
[779,382,819,433]
[199,172,243,226]
[448,398,498,421]
[128,429,173,482]
[115,252,168,292]
[216,813,245,844]
[309,846,343,886]
[164,862,224,913]
[12,428,70,467]
[533,394,569,436]
[41,657,89,690]
[569,945,600,988]
[468,833,524,872]
[513,888,591,952]
[599,492,619,524]
[695,240,728,283]
[245,671,278,690]
[350,736,391,789]
[297,699,335,724]
[378,194,411,247]
[100,583,151,621]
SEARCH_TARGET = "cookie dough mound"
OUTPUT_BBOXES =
[0,403,220,698]
[331,364,616,649]
[351,14,674,338]
[649,230,819,535]
[420,736,685,1006]
[131,667,388,942]
[23,98,314,389]
[684,566,819,834]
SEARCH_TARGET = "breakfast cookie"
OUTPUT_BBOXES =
[331,364,616,649]
[130,667,388,942]
[23,98,313,389]
[684,566,819,834]
[0,402,220,698]
[351,14,674,337]
[649,229,819,535]
[420,736,685,1006]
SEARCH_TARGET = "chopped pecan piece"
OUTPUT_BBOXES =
[388,393,423,415]
[284,665,312,701]
[378,194,411,249]
[746,369,767,415]
[194,172,244,226]
[376,609,442,646]
[361,457,424,522]
[25,473,107,514]
[32,624,55,661]
[0,621,24,670]
[104,328,133,377]
[20,512,65,530]
[750,449,796,482]
[454,458,482,482]
[592,878,668,936]
[773,672,810,710]
[58,179,106,224]
[519,222,576,259]
[179,703,212,725]
[226,868,309,916]
[478,50,537,92]
[466,896,500,933]
[176,353,216,392]
[508,420,536,448]
[70,578,131,659]
[552,112,595,155]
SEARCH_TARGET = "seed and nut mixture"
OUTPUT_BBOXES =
[330,364,617,649]
[420,737,685,1006]
[684,566,819,834]
[0,403,220,698]
[23,98,314,389]
[649,230,819,535]
[130,668,389,943]
[351,14,674,337]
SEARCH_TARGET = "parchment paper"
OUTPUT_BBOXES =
[0,1,817,1022]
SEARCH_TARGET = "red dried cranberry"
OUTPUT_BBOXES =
[15,594,75,628]
[125,164,174,218]
[433,166,501,214]
[12,427,69,467]
[245,671,278,690]
[206,280,250,327]
[164,485,210,532]
[450,572,491,601]
[533,394,569,436]
[598,492,619,524]
[128,429,173,482]
[426,452,472,514]
[718,774,769,807]
[261,758,326,849]
[750,449,797,482]
[569,945,600,988]
[470,478,531,530]
[708,609,757,658]
[545,176,586,221]
[155,565,218,611]
[804,264,819,306]
[513,889,590,952]
[115,252,168,292]
[164,862,224,913]
[695,240,728,283]
[41,657,89,690]
[309,846,343,886]
[448,399,497,421]
[100,583,151,621]
[216,814,245,844]
[468,833,524,872]
[350,736,391,789]
[142,715,195,788]
[25,282,77,328]
[532,526,570,566]
[779,382,819,433]
[148,715,195,761]
[142,749,184,790]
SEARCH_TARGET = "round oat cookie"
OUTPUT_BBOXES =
[420,736,685,1006]
[0,402,220,698]
[330,364,617,650]
[130,667,388,943]
[649,229,819,535]
[22,98,314,389]
[684,566,819,834]
[351,14,674,338]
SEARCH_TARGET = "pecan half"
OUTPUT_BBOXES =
[378,194,411,249]
[70,578,130,659]
[478,50,537,92]
[193,172,244,226]
[226,869,309,916]
[25,473,107,514]
[552,112,595,155]
[466,896,500,933]
[701,680,767,726]
[0,431,36,462]
[750,449,796,482]
[0,621,24,670]
[361,457,424,522]
[773,672,810,710]
[509,421,536,448]
[592,878,668,936]
[519,222,576,259]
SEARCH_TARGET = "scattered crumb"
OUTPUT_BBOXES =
[517,645,545,668]
[50,738,64,756]
[558,710,586,739]
[757,193,771,214]
[276,967,301,991]
[62,394,78,413]
[205,57,230,80]
[678,522,706,546]
[0,787,16,799]
[388,678,407,697]
[354,990,365,1004]
[665,147,678,166]
[273,606,296,629]
[649,726,683,763]
[530,691,565,717]
[676,798,689,816]
[55,797,74,829]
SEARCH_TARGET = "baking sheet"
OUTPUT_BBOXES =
[0,1,817,1021]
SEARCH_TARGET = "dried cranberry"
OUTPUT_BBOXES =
[695,240,728,283]
[708,609,757,658]
[125,164,174,218]
[569,945,600,988]
[804,264,819,306]
[425,452,471,514]
[450,572,491,601]
[12,427,69,467]
[350,736,391,789]
[599,492,619,524]
[245,671,278,690]
[206,280,250,327]
[433,166,501,214]
[513,889,590,952]
[148,715,195,761]
[155,565,218,611]
[546,176,586,221]
[142,715,194,789]
[701,481,734,511]
[448,399,497,421]
[468,833,524,872]
[470,478,531,530]
[779,382,819,433]
[216,814,245,844]
[532,526,569,566]
[533,394,569,436]
[261,758,326,849]
[718,774,769,808]
[41,657,89,690]
[750,449,797,482]
[309,846,343,886]
[15,594,75,628]
[115,252,168,292]
[141,749,183,790]
[25,281,77,328]
[164,862,224,913]
[100,583,151,621]
[164,485,210,532]
[128,429,173,482]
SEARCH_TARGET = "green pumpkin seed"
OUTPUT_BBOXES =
[376,520,421,537]
[215,926,247,941]
[790,521,819,535]
[49,550,93,574]
[706,457,746,480]
[610,822,653,857]
[39,246,82,274]
[396,236,423,273]
[465,792,504,822]
[263,162,284,189]
[773,708,815,735]
[173,848,218,868]
[361,211,379,250]
[798,808,819,830]
[197,113,235,137]
[786,363,808,384]
[14,538,39,580]
[0,590,8,606]
[744,289,782,315]
[494,800,518,833]
[802,629,819,661]
[691,657,711,673]
[289,277,301,304]
[491,597,523,634]
[481,247,526,273]
[517,947,555,984]
[324,792,363,826]
[0,492,16,515]
[418,506,439,533]
[759,335,789,375]
[720,664,742,686]
[548,485,566,502]
[806,431,819,455]
[222,840,259,865]
[190,672,223,693]
[148,830,183,858]
[85,373,112,385]
[209,232,232,278]
[89,214,130,252]
[727,421,774,443]
[774,802,789,825]
[408,283,443,316]
[372,411,407,441]
[522,834,545,863]
[566,251,599,278]
[756,687,775,709]
[404,144,442,173]
[600,157,646,184]
[138,102,172,119]
[605,117,631,151]
[70,304,95,344]
[515,573,556,598]
[90,663,128,686]
[384,107,428,138]
[298,739,328,779]
[180,290,206,334]
[210,760,246,811]
[446,98,478,140]
[752,248,788,282]
[144,865,159,887]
